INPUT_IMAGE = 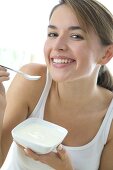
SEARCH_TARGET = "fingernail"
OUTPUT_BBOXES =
[58,144,63,151]
[24,147,28,152]
[24,148,29,155]
[24,148,27,151]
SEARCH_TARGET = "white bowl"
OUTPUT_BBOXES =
[12,118,68,154]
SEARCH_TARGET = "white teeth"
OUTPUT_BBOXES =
[53,59,72,64]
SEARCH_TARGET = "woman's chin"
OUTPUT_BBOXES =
[51,74,70,83]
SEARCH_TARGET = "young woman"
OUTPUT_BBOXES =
[1,0,113,169]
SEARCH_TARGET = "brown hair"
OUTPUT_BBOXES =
[50,0,113,91]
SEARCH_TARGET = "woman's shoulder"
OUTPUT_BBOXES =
[7,63,47,93]
[6,63,48,116]
[7,63,47,101]
[105,90,113,141]
[16,63,48,94]
[20,63,47,77]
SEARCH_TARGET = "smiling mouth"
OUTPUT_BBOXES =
[52,58,75,64]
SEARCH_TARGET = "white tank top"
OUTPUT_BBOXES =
[1,71,113,170]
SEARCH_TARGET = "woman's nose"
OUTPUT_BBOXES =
[53,36,67,51]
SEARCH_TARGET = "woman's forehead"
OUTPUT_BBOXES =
[49,4,80,27]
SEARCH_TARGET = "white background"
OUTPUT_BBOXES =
[0,0,112,89]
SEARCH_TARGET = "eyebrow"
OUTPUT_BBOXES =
[48,25,83,31]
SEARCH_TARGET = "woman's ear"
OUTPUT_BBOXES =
[100,45,113,65]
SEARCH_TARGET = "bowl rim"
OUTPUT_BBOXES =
[11,117,68,148]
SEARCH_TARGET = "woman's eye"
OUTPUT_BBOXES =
[48,32,58,38]
[71,34,84,40]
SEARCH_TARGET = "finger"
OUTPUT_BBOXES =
[24,148,40,161]
[0,70,10,76]
[0,71,10,82]
[23,148,56,164]
[0,66,7,71]
[15,142,38,159]
[57,144,67,160]
[16,143,25,149]
[0,77,10,83]
[15,141,26,152]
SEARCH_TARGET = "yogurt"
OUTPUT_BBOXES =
[16,123,64,146]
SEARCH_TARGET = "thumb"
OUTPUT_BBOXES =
[57,144,67,160]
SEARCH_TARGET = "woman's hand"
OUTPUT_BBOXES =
[0,66,10,82]
[0,66,9,165]
[0,66,10,117]
[17,143,74,170]
[0,66,10,93]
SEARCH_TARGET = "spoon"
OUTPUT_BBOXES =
[0,65,41,81]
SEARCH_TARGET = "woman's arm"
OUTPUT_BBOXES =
[99,122,113,170]
[1,63,46,164]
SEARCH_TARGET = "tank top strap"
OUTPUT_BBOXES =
[30,69,52,118]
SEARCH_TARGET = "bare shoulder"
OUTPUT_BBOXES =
[100,87,113,140]
[20,63,47,76]
[19,62,47,92]
[108,113,113,141]
[7,63,47,94]
[6,63,48,114]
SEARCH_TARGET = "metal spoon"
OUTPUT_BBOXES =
[0,65,41,81]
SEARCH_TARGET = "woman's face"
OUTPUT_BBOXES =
[44,4,105,82]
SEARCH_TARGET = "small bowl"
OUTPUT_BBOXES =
[12,118,68,154]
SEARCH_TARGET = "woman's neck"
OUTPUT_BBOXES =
[55,79,99,105]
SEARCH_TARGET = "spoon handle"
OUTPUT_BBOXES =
[0,64,19,73]
[0,64,41,80]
